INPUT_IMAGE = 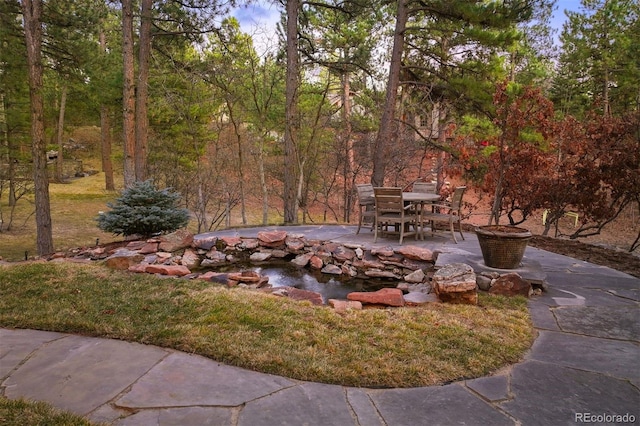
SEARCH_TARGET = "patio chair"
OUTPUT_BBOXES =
[412,182,437,194]
[373,187,419,244]
[355,183,375,234]
[410,181,438,217]
[421,186,466,243]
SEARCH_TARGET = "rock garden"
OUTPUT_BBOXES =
[54,228,540,311]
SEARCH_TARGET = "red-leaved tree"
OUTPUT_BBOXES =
[452,82,640,251]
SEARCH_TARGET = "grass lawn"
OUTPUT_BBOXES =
[0,172,119,261]
[0,167,535,421]
[0,397,99,426]
[0,261,534,388]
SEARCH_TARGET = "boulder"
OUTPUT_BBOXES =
[489,273,532,297]
[432,263,477,305]
[347,288,405,307]
[240,238,260,250]
[476,274,493,291]
[158,229,193,252]
[125,241,147,250]
[145,264,191,276]
[205,249,227,261]
[155,252,172,262]
[128,263,149,273]
[291,252,314,267]
[285,238,305,252]
[404,269,426,283]
[250,252,273,262]
[332,246,356,262]
[341,264,358,277]
[203,272,232,284]
[180,248,201,268]
[364,269,401,279]
[257,230,287,247]
[371,246,394,257]
[359,252,385,269]
[309,255,324,270]
[270,249,289,258]
[321,264,342,275]
[139,242,159,254]
[220,236,242,248]
[104,250,145,270]
[228,271,263,283]
[394,245,434,261]
[192,234,218,250]
[263,286,323,305]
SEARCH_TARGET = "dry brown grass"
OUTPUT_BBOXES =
[0,172,120,261]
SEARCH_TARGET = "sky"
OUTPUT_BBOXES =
[232,3,281,54]
[233,0,585,53]
[551,0,583,31]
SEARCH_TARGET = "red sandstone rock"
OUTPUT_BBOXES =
[285,238,305,251]
[139,242,159,254]
[126,241,147,250]
[198,271,218,281]
[489,273,532,297]
[192,235,218,250]
[220,236,242,248]
[360,252,385,269]
[332,246,356,262]
[309,255,323,269]
[228,271,263,283]
[394,245,434,261]
[257,231,287,247]
[158,229,193,252]
[181,248,201,268]
[104,251,145,270]
[432,263,478,305]
[371,246,394,257]
[263,286,323,305]
[145,264,191,276]
[291,252,313,267]
[241,238,260,250]
[128,263,148,273]
[347,288,405,307]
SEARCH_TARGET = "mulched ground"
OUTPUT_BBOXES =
[528,235,640,279]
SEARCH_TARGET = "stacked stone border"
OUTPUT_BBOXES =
[52,229,540,309]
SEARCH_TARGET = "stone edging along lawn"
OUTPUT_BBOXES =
[51,229,537,309]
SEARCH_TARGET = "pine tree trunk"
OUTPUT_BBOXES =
[0,93,16,206]
[372,0,407,187]
[342,70,354,223]
[55,85,67,183]
[135,0,152,182]
[122,0,136,188]
[99,27,114,191]
[283,0,300,224]
[100,106,115,190]
[22,0,54,256]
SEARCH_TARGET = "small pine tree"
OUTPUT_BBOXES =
[97,180,189,237]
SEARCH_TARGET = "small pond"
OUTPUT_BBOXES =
[211,261,398,303]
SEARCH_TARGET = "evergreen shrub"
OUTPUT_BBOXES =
[97,180,189,237]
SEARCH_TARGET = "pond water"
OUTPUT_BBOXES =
[213,261,397,303]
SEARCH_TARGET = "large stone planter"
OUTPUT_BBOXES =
[475,225,532,269]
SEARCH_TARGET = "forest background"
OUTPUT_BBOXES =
[0,0,638,259]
